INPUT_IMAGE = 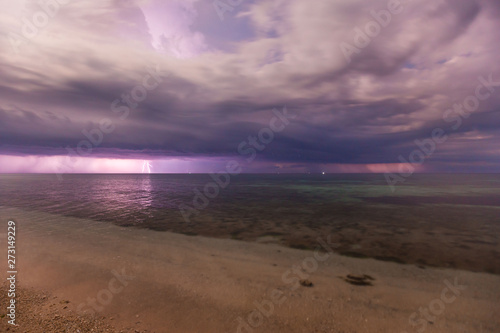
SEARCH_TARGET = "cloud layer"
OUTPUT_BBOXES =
[0,0,499,173]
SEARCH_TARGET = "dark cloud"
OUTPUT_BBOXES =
[0,0,499,173]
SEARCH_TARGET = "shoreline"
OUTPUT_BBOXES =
[1,206,499,332]
[4,203,500,275]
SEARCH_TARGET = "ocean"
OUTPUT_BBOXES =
[1,173,499,273]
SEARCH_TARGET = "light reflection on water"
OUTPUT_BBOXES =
[0,173,499,230]
[1,173,500,272]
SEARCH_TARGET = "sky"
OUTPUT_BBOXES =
[0,0,499,174]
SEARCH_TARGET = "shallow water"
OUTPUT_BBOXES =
[1,173,499,273]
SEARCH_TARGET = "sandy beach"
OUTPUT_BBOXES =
[2,0,500,331]
[1,206,499,332]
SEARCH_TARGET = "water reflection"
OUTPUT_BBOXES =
[138,175,153,209]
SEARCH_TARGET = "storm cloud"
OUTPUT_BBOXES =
[0,0,499,173]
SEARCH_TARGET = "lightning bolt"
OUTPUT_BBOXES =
[141,160,152,174]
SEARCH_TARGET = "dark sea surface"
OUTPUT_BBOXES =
[1,173,499,273]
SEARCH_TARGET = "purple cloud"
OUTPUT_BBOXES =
[0,0,499,173]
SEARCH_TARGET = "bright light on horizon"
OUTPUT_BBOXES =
[0,155,434,174]
[142,160,153,174]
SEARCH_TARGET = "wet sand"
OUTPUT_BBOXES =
[176,201,500,274]
[1,207,499,332]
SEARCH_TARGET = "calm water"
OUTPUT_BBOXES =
[1,173,499,272]
[0,174,499,225]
